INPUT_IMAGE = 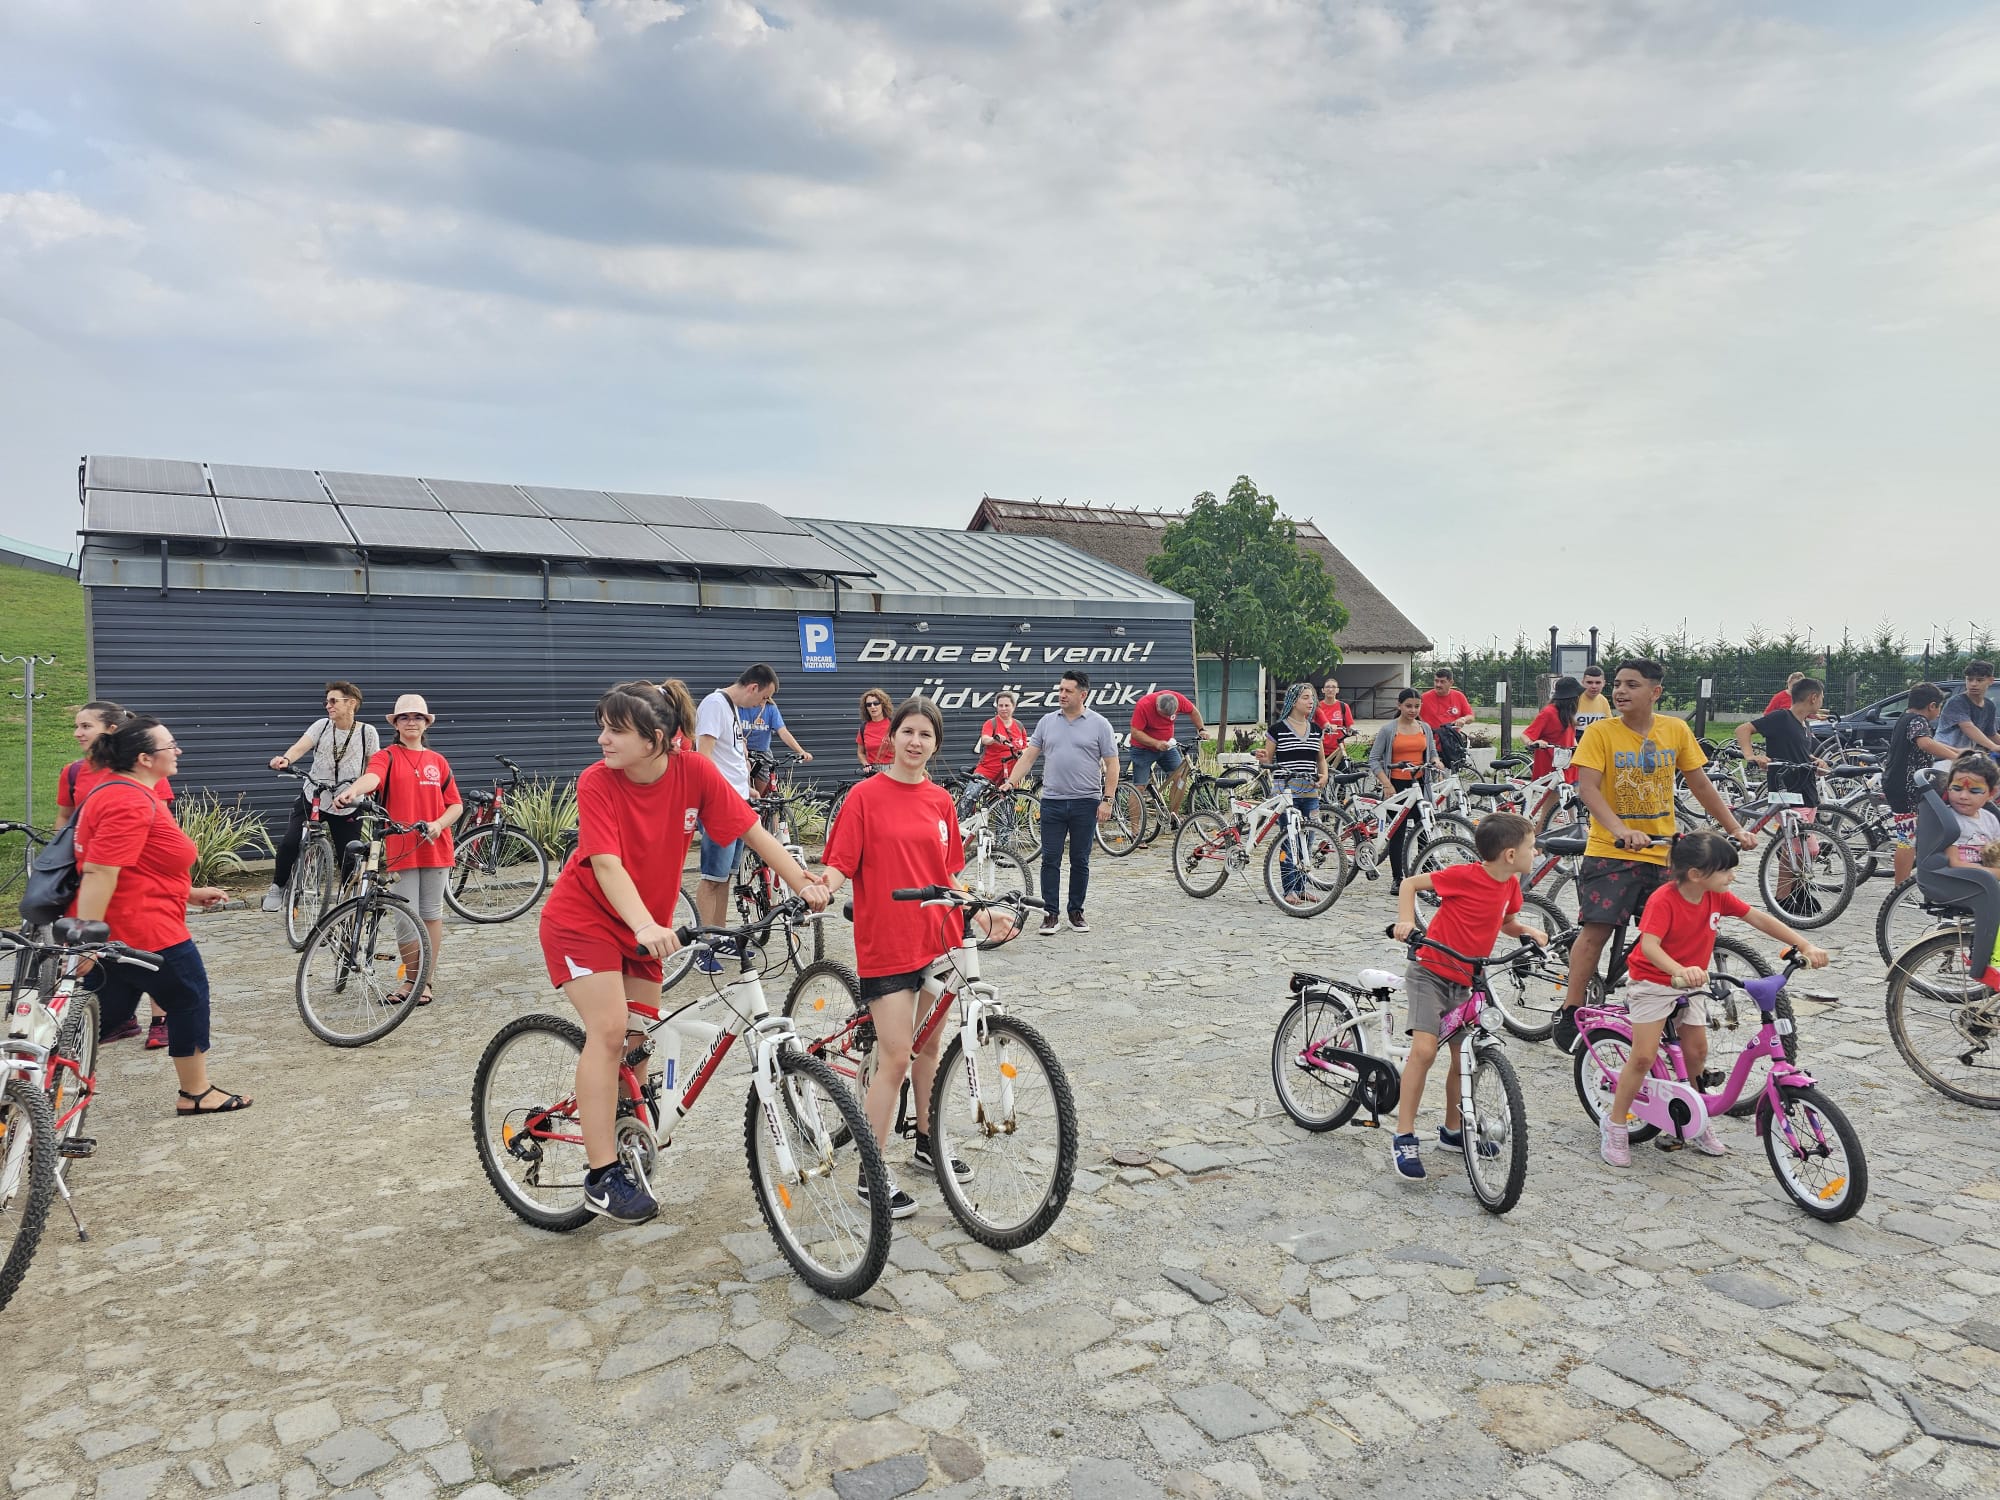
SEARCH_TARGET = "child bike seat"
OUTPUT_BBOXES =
[1356,968,1404,992]
[1742,973,1788,1012]
[1535,825,1589,856]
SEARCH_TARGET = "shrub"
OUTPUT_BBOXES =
[508,777,579,860]
[774,774,830,849]
[175,792,274,886]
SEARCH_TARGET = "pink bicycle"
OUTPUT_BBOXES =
[1571,949,1867,1221]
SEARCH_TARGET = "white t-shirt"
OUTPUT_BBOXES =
[697,689,751,796]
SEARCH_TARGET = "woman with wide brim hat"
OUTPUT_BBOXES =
[334,694,464,1005]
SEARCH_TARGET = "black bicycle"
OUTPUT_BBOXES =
[446,757,551,924]
[293,797,437,1047]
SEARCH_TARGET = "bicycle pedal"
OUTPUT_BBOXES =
[59,1136,96,1159]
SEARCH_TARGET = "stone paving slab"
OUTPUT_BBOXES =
[7,855,2000,1497]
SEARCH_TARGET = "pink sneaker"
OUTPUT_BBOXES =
[1600,1117,1631,1167]
[1690,1125,1727,1157]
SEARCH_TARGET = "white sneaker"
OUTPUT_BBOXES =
[259,883,283,913]
[1600,1117,1631,1168]
[1689,1125,1728,1157]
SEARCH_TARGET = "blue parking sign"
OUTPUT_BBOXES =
[799,616,836,672]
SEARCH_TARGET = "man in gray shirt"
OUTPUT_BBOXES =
[1940,662,1999,755]
[1007,670,1119,935]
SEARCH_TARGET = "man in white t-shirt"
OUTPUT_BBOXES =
[694,664,780,953]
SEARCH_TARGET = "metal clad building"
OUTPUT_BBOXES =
[75,457,1196,820]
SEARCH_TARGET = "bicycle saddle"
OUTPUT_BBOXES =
[1535,825,1589,856]
[1330,769,1371,785]
[1468,782,1515,797]
[1919,899,1974,918]
[1742,973,1788,1012]
[52,917,110,945]
[1356,968,1404,992]
[1827,764,1876,778]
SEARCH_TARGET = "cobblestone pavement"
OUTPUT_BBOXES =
[10,852,2000,1500]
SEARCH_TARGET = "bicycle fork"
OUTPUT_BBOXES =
[957,991,1016,1136]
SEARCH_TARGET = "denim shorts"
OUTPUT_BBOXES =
[1130,745,1184,788]
[699,830,744,881]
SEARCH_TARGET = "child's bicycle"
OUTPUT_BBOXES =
[1570,948,1867,1221]
[1269,925,1535,1214]
[0,918,163,1311]
[470,898,892,1300]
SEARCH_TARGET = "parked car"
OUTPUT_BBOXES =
[1812,681,1966,752]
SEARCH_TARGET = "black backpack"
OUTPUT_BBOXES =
[19,781,152,927]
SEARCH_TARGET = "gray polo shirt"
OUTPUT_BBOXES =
[1029,708,1118,800]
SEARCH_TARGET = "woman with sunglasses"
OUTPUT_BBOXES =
[855,688,896,768]
[334,694,463,1006]
[74,717,249,1115]
[263,681,379,915]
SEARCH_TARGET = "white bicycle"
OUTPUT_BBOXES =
[1171,781,1352,916]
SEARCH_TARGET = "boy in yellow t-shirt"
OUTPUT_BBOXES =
[1549,659,1758,1052]
[1572,665,1612,735]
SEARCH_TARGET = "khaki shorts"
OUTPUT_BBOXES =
[1404,963,1469,1037]
[1624,979,1708,1028]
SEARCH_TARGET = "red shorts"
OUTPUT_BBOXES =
[537,922,662,991]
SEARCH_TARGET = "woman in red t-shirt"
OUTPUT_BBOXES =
[537,681,826,1224]
[971,690,1028,785]
[1525,675,1582,781]
[334,694,463,1006]
[820,698,1017,1218]
[855,688,895,767]
[73,716,248,1116]
[1312,676,1355,760]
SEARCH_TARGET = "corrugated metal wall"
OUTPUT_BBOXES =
[87,589,1196,821]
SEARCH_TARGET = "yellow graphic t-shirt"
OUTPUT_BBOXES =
[1572,713,1707,866]
[1573,691,1612,735]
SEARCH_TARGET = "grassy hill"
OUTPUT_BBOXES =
[0,563,88,828]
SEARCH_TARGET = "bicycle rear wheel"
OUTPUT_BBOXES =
[1486,894,1569,1042]
[1757,821,1854,929]
[1269,992,1363,1131]
[1875,876,1943,968]
[1461,1044,1528,1215]
[50,991,99,1146]
[1096,785,1145,857]
[1572,1026,1662,1144]
[931,1014,1077,1249]
[471,1013,594,1231]
[746,1048,891,1299]
[1885,928,2000,1108]
[1758,1083,1866,1221]
[1171,812,1234,898]
[1263,816,1349,917]
[295,895,432,1047]
[445,825,550,923]
[1001,791,1041,860]
[286,836,338,952]
[0,1077,57,1314]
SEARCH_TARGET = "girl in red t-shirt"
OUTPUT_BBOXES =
[1525,675,1583,796]
[537,681,827,1224]
[855,688,895,766]
[73,716,248,1116]
[971,691,1028,784]
[820,697,1017,1218]
[334,694,463,1006]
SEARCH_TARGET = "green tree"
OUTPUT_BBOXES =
[1147,477,1348,748]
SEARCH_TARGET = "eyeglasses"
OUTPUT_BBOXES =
[146,740,180,755]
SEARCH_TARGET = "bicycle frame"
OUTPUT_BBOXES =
[1292,966,1507,1126]
[1576,988,1812,1143]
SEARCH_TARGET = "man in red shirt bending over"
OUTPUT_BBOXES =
[1129,689,1207,815]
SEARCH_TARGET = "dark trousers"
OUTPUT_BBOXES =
[1039,797,1099,918]
[93,939,211,1057]
[273,795,362,887]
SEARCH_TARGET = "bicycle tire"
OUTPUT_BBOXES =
[1003,790,1041,860]
[1269,992,1363,1131]
[1096,785,1145,857]
[1885,928,2000,1108]
[286,836,338,952]
[783,961,865,1145]
[0,1077,57,1314]
[1410,836,1479,895]
[1187,777,1227,819]
[1487,894,1570,1042]
[745,1047,892,1300]
[1420,812,1478,848]
[1756,819,1854,929]
[49,991,99,1146]
[1757,1083,1867,1222]
[445,825,550,924]
[1875,876,1946,968]
[963,847,1033,947]
[930,1014,1077,1249]
[295,894,432,1047]
[1813,804,1880,886]
[1262,816,1349,917]
[1461,1044,1528,1215]
[658,886,701,992]
[1572,1026,1662,1144]
[471,1013,594,1231]
[1172,812,1234,898]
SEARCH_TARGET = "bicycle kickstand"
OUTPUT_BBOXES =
[53,1162,91,1243]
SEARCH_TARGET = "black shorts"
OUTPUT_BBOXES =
[1575,855,1670,928]
[858,968,929,1005]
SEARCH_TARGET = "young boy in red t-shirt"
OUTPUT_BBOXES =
[1388,813,1544,1181]
[1599,831,1827,1166]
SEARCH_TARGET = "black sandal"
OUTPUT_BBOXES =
[177,1087,252,1117]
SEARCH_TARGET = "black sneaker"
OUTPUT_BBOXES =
[1038,914,1060,937]
[856,1174,919,1219]
[583,1164,659,1225]
[1551,1007,1580,1054]
[913,1140,974,1183]
[1067,912,1089,933]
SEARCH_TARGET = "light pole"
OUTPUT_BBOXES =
[4,652,57,833]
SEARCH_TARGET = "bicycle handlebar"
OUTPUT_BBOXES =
[671,894,828,951]
[1384,922,1544,973]
[0,926,162,971]
[889,885,1051,912]
[496,756,521,776]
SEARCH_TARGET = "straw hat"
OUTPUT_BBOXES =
[387,693,435,725]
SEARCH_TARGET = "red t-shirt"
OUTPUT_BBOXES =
[975,717,1027,780]
[1131,691,1196,747]
[542,755,755,947]
[1764,691,1793,715]
[1418,861,1524,985]
[856,717,893,765]
[821,774,965,978]
[74,780,197,952]
[1419,689,1471,730]
[1525,705,1578,783]
[1628,885,1752,985]
[60,760,174,811]
[365,745,460,869]
[1312,700,1354,757]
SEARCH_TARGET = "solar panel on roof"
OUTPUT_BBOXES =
[644,526,777,569]
[744,532,875,575]
[687,496,806,536]
[84,456,209,495]
[82,489,224,539]
[422,478,544,515]
[453,513,591,558]
[320,471,440,509]
[337,506,472,550]
[206,464,329,503]
[517,486,631,522]
[606,492,725,528]
[557,520,690,563]
[218,498,354,547]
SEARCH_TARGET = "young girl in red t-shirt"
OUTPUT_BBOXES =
[1525,676,1583,788]
[537,681,827,1225]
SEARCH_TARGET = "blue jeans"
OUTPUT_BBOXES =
[1039,797,1099,918]
[1130,745,1184,788]
[92,938,211,1057]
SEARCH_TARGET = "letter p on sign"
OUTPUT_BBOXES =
[799,615,836,672]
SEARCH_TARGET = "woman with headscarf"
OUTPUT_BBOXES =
[1259,682,1329,904]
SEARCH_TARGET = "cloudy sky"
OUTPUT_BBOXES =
[2,0,1994,649]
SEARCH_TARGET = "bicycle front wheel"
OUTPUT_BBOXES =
[295,895,432,1047]
[1757,820,1854,929]
[471,1013,594,1231]
[1759,1083,1866,1222]
[50,991,99,1146]
[1262,816,1349,918]
[1885,928,2000,1107]
[286,836,338,952]
[1269,992,1363,1131]
[1461,1044,1528,1215]
[1814,804,1880,886]
[931,1014,1077,1249]
[0,1077,57,1314]
[746,1048,891,1300]
[446,825,550,923]
[1486,894,1570,1042]
[1171,812,1234,898]
[1096,785,1145,857]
